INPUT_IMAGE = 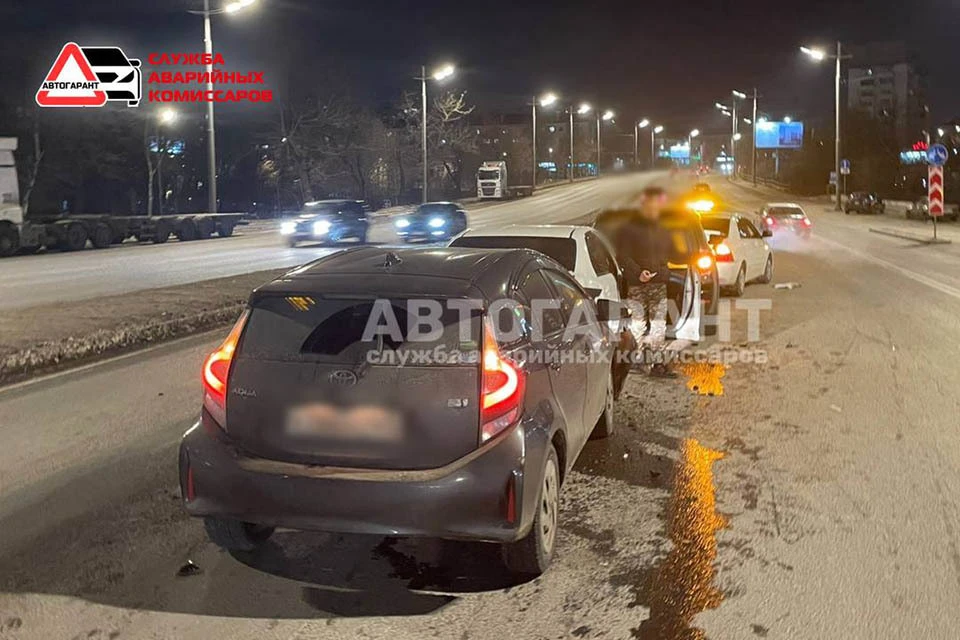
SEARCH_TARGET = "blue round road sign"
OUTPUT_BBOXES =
[927,143,948,166]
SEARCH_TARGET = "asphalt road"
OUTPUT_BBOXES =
[4,176,960,638]
[0,175,651,310]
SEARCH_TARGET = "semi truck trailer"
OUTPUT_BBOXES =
[0,137,247,258]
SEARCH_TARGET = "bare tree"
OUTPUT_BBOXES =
[429,90,477,196]
[19,110,43,217]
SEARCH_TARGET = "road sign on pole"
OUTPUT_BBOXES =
[840,159,850,175]
[929,165,944,217]
[927,143,948,167]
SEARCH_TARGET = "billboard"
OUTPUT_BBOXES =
[755,121,804,149]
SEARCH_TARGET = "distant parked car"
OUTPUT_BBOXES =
[905,198,959,222]
[844,192,885,215]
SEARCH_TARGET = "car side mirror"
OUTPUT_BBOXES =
[585,287,603,300]
[596,299,631,322]
[762,229,773,238]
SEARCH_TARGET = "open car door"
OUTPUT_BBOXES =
[663,221,702,342]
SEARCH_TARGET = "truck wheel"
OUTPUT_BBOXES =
[176,219,198,241]
[91,223,112,249]
[196,218,216,240]
[217,221,235,237]
[153,220,172,244]
[59,223,89,252]
[0,223,20,257]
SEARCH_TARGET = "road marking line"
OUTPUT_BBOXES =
[815,235,960,301]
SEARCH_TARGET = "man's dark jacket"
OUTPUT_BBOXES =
[614,216,671,287]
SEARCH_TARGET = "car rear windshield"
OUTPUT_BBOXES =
[415,204,457,216]
[768,207,803,218]
[451,236,576,271]
[238,295,481,365]
[699,217,730,235]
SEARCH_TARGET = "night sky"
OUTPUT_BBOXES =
[2,0,957,135]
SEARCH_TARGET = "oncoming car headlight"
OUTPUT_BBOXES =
[428,217,446,228]
[312,220,331,235]
[394,217,411,229]
[280,221,297,235]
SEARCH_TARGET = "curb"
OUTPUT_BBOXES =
[868,227,952,245]
[0,303,245,386]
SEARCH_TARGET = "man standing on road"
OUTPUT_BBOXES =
[614,186,675,377]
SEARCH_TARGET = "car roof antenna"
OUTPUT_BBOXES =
[382,251,403,269]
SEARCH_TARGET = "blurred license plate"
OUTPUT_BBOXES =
[286,403,404,442]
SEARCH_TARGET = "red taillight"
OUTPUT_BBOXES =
[765,216,775,226]
[801,217,812,227]
[202,310,249,428]
[714,241,734,263]
[480,317,526,443]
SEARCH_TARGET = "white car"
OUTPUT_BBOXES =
[450,222,708,343]
[450,224,622,305]
[699,213,774,296]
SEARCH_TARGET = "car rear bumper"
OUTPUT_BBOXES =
[179,412,548,543]
[716,261,738,286]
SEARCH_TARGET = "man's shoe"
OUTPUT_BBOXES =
[649,363,677,379]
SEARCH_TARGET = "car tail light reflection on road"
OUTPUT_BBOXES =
[480,318,526,443]
[714,242,734,263]
[202,310,249,427]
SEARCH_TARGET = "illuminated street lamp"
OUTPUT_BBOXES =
[802,41,849,210]
[186,0,257,213]
[532,92,558,191]
[635,118,650,167]
[418,62,456,202]
[688,129,700,166]
[597,109,615,176]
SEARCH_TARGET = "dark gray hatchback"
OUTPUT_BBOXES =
[179,246,620,576]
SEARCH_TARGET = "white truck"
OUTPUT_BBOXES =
[476,160,533,200]
[0,137,247,257]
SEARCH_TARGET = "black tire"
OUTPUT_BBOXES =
[759,256,774,284]
[728,264,746,297]
[203,517,274,552]
[591,371,616,439]
[286,237,298,248]
[176,219,198,242]
[844,207,851,215]
[502,446,560,577]
[153,220,173,244]
[196,217,215,240]
[59,223,88,252]
[0,223,20,257]
[218,221,235,238]
[91,223,112,249]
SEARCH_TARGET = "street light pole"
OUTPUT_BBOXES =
[596,115,601,176]
[531,98,537,192]
[202,0,217,213]
[569,108,575,183]
[652,125,663,170]
[421,65,428,203]
[635,118,649,169]
[751,88,759,186]
[834,40,842,211]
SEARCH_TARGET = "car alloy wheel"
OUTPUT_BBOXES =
[539,456,559,555]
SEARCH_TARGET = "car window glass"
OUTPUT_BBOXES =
[518,271,564,337]
[737,218,759,239]
[584,231,611,276]
[544,270,594,330]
